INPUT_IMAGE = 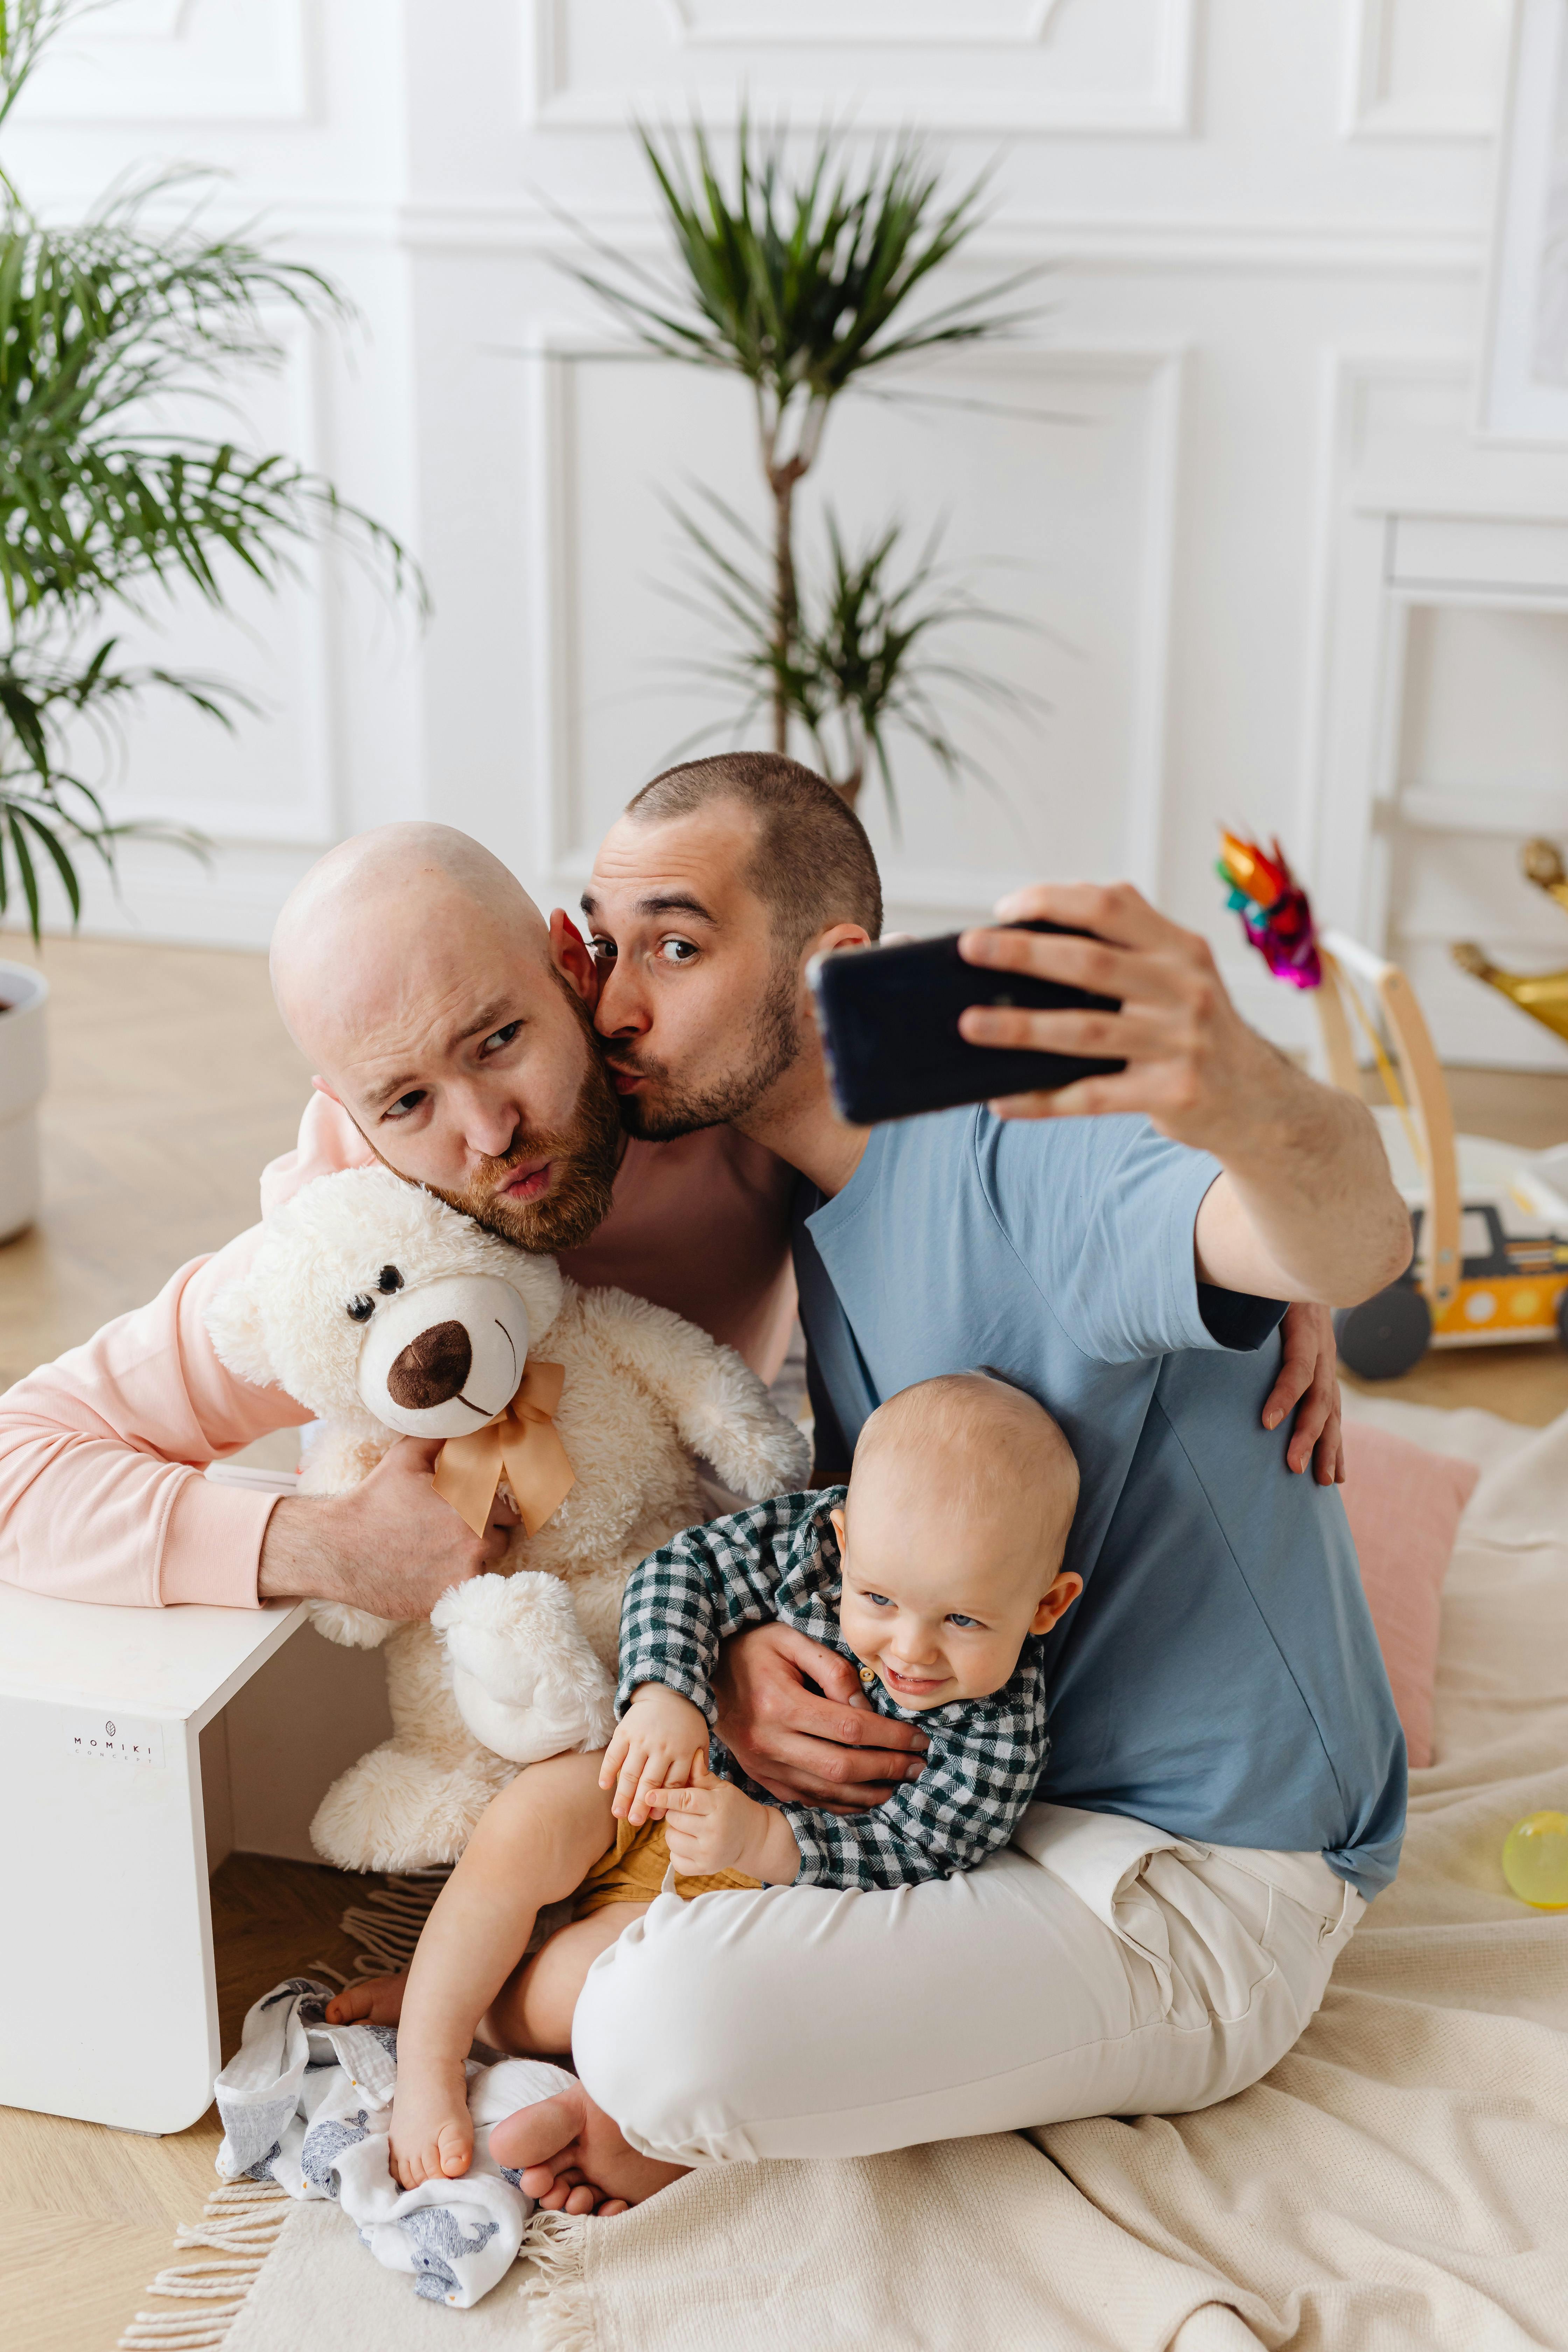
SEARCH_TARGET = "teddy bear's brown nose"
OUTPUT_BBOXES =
[386,1320,473,1411]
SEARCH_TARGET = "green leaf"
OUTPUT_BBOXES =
[15,799,79,917]
[651,495,1046,816]
[553,118,1047,426]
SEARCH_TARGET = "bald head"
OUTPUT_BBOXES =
[850,1372,1079,1588]
[264,823,620,1252]
[271,825,547,1058]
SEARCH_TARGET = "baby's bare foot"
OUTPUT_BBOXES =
[390,2053,474,2189]
[326,1972,407,2027]
[489,2080,687,2216]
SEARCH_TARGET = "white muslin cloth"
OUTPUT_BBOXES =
[213,1975,573,2310]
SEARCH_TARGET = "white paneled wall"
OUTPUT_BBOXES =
[9,0,1568,1070]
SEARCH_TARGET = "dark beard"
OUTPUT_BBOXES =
[429,1049,622,1254]
[615,957,803,1141]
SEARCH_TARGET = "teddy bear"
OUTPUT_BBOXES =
[206,1165,811,1873]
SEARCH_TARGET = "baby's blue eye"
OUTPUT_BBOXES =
[862,1592,893,1610]
[945,1613,982,1630]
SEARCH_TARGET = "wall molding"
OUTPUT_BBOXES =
[15,0,311,125]
[396,200,1487,278]
[99,312,340,854]
[1340,0,1507,144]
[656,0,1069,47]
[522,329,1188,908]
[522,0,1197,136]
[3,179,1490,277]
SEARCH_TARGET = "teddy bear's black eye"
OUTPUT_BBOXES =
[346,1295,376,1323]
[377,1265,404,1294]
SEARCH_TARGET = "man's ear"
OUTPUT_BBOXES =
[799,922,871,1015]
[551,907,598,1005]
[1031,1571,1083,1636]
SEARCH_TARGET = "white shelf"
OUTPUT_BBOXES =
[0,1583,306,1725]
[1384,786,1568,836]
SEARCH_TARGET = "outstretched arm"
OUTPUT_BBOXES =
[576,1286,810,1499]
[958,882,1412,1309]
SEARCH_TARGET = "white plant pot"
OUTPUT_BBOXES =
[0,961,48,1242]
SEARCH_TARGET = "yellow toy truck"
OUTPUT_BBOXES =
[1316,932,1568,1381]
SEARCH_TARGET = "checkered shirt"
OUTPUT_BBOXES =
[617,1489,1049,1891]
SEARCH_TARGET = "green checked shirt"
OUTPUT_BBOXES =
[617,1490,1050,1891]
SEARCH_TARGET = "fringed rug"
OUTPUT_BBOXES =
[117,1871,451,2352]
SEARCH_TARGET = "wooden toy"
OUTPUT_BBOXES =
[1218,833,1568,1380]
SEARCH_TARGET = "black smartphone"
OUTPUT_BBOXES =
[808,920,1125,1127]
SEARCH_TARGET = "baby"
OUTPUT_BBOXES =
[329,1369,1081,2190]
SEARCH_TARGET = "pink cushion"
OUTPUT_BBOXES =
[1339,1421,1478,1769]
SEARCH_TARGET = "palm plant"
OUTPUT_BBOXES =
[663,490,1045,818]
[562,117,1046,811]
[0,0,418,933]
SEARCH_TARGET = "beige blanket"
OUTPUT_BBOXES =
[514,1396,1568,2351]
[229,1398,1568,2352]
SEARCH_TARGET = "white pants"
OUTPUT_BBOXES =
[571,1802,1365,2165]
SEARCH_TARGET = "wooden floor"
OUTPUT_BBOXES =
[3,937,1568,2352]
[0,935,313,1384]
[0,938,332,2352]
[2,1856,376,2352]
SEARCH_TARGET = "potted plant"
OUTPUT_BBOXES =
[562,118,1049,816]
[0,952,43,1238]
[0,0,417,931]
[0,0,418,1233]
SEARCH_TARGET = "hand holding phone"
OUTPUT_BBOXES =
[809,919,1125,1127]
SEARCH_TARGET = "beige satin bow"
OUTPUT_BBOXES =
[432,1359,576,1539]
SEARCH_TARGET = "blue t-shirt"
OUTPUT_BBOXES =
[793,1108,1407,1899]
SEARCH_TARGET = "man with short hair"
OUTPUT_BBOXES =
[480,749,1413,2209]
[0,773,1403,2206]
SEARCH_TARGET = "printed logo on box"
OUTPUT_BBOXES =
[64,1712,166,1767]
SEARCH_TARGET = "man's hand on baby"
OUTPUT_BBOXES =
[713,1622,928,1811]
[599,1684,710,1824]
[645,1759,800,1883]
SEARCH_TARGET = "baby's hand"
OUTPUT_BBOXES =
[599,1683,710,1824]
[646,1758,800,1883]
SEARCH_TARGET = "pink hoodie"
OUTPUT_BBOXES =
[0,1096,795,1609]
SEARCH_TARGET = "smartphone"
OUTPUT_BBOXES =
[808,920,1125,1127]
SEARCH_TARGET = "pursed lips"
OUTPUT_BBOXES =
[498,1157,554,1201]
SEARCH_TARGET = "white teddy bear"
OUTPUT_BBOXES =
[206,1165,810,1873]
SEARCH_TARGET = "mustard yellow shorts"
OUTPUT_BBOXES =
[572,1816,759,1919]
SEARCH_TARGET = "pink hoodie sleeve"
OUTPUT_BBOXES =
[0,1226,310,1610]
[260,1091,373,1217]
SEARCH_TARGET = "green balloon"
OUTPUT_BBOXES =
[1502,1811,1568,1910]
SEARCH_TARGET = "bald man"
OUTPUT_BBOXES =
[0,824,794,1617]
[0,805,1337,1639]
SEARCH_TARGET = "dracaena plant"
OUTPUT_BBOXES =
[662,489,1046,820]
[0,0,420,934]
[561,116,1046,814]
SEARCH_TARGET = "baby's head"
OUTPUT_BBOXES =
[831,1371,1082,1712]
